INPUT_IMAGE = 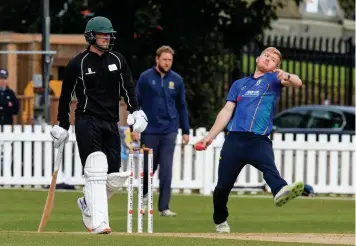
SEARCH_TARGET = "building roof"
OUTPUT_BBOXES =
[0,32,86,45]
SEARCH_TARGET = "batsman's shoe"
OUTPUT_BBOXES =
[159,209,177,217]
[77,197,92,231]
[91,223,112,234]
[274,181,304,207]
[216,221,230,233]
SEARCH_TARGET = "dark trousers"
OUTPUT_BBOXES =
[141,132,177,211]
[75,115,121,173]
[213,132,287,224]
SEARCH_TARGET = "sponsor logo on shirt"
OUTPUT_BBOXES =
[255,79,262,86]
[243,90,260,97]
[85,68,96,75]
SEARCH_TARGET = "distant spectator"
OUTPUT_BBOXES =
[118,124,141,171]
[0,69,19,126]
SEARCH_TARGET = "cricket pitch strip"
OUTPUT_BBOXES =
[114,232,354,245]
[3,231,354,245]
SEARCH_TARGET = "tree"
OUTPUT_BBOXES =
[0,1,87,33]
[338,0,355,19]
[0,0,302,128]
[82,0,302,127]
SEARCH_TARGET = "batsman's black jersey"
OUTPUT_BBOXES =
[57,48,139,130]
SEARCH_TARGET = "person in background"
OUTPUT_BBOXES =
[132,45,190,216]
[0,69,19,126]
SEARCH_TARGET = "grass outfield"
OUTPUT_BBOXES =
[0,189,354,245]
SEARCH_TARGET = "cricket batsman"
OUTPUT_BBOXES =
[196,47,304,233]
[49,16,148,234]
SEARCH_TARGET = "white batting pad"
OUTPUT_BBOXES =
[84,151,109,230]
[106,171,130,199]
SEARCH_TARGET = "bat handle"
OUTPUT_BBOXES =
[53,143,65,172]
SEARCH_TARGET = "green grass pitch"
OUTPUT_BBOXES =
[0,189,354,245]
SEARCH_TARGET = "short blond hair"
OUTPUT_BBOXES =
[261,47,282,65]
[156,45,175,57]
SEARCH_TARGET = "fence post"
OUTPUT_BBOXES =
[311,37,317,104]
[202,144,215,196]
[346,37,354,105]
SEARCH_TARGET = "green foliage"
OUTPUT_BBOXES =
[86,0,302,128]
[0,0,302,128]
[338,0,355,19]
[0,1,87,33]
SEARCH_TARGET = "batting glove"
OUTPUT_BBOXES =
[50,125,69,148]
[127,110,148,133]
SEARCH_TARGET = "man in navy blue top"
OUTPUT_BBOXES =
[197,47,304,233]
[0,69,19,126]
[133,45,190,216]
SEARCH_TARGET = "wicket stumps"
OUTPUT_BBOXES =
[127,147,153,233]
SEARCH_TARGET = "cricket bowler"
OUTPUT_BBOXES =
[197,47,305,233]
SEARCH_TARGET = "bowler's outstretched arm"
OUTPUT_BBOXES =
[207,101,236,139]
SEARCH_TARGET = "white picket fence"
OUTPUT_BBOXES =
[0,125,355,195]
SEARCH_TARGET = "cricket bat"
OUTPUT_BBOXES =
[37,143,65,232]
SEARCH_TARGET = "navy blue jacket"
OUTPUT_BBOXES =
[136,67,190,135]
[0,87,19,125]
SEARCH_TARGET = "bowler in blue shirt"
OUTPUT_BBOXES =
[197,47,304,233]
